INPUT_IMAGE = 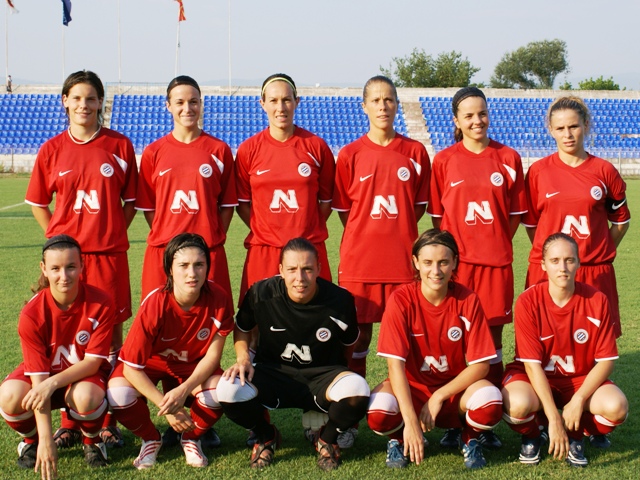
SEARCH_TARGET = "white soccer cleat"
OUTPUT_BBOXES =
[133,437,162,470]
[181,437,209,468]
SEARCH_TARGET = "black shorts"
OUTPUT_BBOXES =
[251,363,349,412]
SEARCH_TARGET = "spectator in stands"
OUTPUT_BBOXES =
[6,75,12,94]
[135,75,237,449]
[367,229,502,470]
[25,70,138,449]
[427,87,527,449]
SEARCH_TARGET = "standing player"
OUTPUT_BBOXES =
[136,75,237,301]
[333,75,430,383]
[427,87,526,448]
[235,73,335,303]
[217,238,369,472]
[523,96,630,343]
[107,233,234,470]
[0,235,115,477]
[25,70,137,448]
[367,229,502,470]
[502,233,628,467]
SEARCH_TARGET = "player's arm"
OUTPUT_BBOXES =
[31,205,52,232]
[122,364,165,408]
[414,204,426,222]
[123,200,137,228]
[431,217,442,229]
[609,222,629,248]
[219,206,234,233]
[562,360,614,432]
[525,226,536,244]
[509,214,522,239]
[523,361,568,460]
[143,210,155,229]
[28,375,57,480]
[337,210,350,227]
[236,202,251,228]
[222,327,254,385]
[319,200,332,221]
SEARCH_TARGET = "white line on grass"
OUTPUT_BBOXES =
[0,202,25,211]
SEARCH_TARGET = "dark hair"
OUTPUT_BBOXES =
[411,228,459,279]
[541,233,580,261]
[451,87,487,143]
[279,237,319,265]
[362,75,398,103]
[35,234,82,293]
[61,70,105,125]
[546,95,591,136]
[166,75,201,102]
[261,73,297,100]
[163,233,211,292]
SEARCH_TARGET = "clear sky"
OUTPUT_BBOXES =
[3,0,639,89]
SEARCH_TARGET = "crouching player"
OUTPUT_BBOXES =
[107,233,233,469]
[502,233,628,467]
[0,235,115,478]
[217,238,370,472]
[367,229,502,470]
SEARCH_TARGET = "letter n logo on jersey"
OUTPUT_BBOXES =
[280,343,312,364]
[544,355,575,374]
[465,201,494,225]
[370,195,398,219]
[270,189,299,213]
[420,355,449,373]
[52,345,81,370]
[561,215,590,239]
[170,190,199,214]
[73,190,100,214]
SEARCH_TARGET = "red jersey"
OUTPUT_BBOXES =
[18,283,115,377]
[333,134,430,283]
[377,281,496,388]
[119,281,234,369]
[25,128,137,253]
[513,282,618,378]
[523,153,630,265]
[136,132,237,248]
[428,140,526,266]
[235,127,334,247]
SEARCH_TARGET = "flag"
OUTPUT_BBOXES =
[6,0,18,13]
[62,0,72,26]
[175,0,186,22]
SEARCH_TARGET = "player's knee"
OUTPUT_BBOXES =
[69,398,108,422]
[327,373,370,402]
[216,376,258,404]
[367,391,402,435]
[465,385,503,430]
[107,385,139,409]
[195,388,222,409]
[0,384,27,413]
[501,386,533,418]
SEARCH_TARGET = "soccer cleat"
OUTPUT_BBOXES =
[519,434,542,465]
[589,434,611,449]
[316,438,341,471]
[249,426,281,469]
[53,427,81,449]
[566,438,588,468]
[337,426,359,449]
[201,428,222,449]
[99,426,125,448]
[133,435,163,470]
[17,441,37,469]
[385,439,409,469]
[83,442,108,467]
[246,430,258,448]
[461,439,486,469]
[439,428,461,448]
[478,430,502,449]
[181,437,208,468]
[539,425,549,444]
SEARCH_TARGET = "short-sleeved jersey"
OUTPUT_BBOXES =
[236,276,359,369]
[523,153,630,265]
[119,281,234,369]
[512,282,618,378]
[235,127,334,247]
[135,132,237,248]
[377,281,496,388]
[25,128,137,253]
[428,140,527,266]
[332,134,430,283]
[18,283,115,377]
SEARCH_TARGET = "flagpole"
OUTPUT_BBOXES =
[117,0,122,83]
[5,4,9,81]
[228,0,231,94]
[175,20,180,77]
[62,26,65,82]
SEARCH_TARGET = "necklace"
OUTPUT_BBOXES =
[67,126,101,145]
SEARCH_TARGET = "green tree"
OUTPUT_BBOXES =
[381,49,479,88]
[490,39,569,89]
[578,76,620,90]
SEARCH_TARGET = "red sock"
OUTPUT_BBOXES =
[182,391,224,441]
[504,412,540,438]
[101,410,117,429]
[69,399,108,444]
[367,409,403,438]
[60,408,81,431]
[2,410,36,439]
[112,398,159,441]
[580,412,623,436]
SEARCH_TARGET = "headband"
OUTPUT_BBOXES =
[261,77,297,98]
[42,235,81,254]
[452,87,486,114]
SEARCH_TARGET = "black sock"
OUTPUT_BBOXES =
[321,396,368,445]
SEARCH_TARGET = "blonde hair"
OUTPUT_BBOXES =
[547,95,591,135]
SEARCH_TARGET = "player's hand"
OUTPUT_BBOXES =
[35,436,57,480]
[157,385,189,416]
[561,397,584,432]
[547,416,569,461]
[22,380,55,412]
[222,361,254,385]
[419,396,443,432]
[403,419,425,465]
[166,408,194,433]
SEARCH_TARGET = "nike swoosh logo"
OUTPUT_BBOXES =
[359,174,373,182]
[119,308,127,313]
[59,170,72,176]
[329,316,348,332]
[505,310,512,316]
[256,169,270,175]
[161,336,177,342]
[270,326,286,332]
[540,334,554,341]
[545,192,560,198]
[611,199,627,210]
[450,180,464,187]
[159,169,172,176]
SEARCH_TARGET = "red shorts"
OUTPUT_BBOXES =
[456,263,513,327]
[142,244,232,303]
[402,379,464,429]
[4,363,108,410]
[239,242,332,305]
[526,262,620,337]
[111,359,223,386]
[81,252,131,324]
[340,282,401,324]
